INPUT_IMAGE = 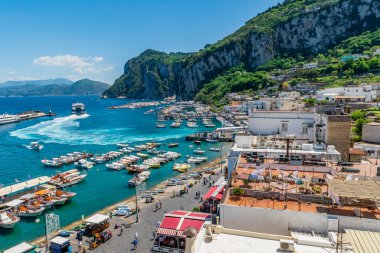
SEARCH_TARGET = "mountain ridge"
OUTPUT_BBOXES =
[0,78,109,96]
[103,0,380,100]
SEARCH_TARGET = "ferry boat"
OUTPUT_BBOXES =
[0,114,20,125]
[128,171,151,187]
[0,211,20,229]
[26,141,44,151]
[72,102,86,115]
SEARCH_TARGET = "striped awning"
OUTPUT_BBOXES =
[157,228,177,236]
[176,230,185,238]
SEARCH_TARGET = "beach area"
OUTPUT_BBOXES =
[31,154,228,252]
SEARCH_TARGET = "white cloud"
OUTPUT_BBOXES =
[33,54,112,74]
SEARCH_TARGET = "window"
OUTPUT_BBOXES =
[303,125,308,134]
[282,122,288,132]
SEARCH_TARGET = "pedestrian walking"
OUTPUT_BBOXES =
[134,231,139,240]
[120,224,125,235]
[132,238,138,250]
[78,241,82,253]
[155,202,159,211]
[159,200,162,209]
[199,194,203,203]
[108,211,113,219]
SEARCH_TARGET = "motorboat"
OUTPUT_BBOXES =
[193,148,206,155]
[170,122,181,128]
[206,139,218,143]
[205,124,216,128]
[117,143,129,148]
[106,162,124,171]
[0,211,20,228]
[72,102,86,115]
[26,141,44,151]
[186,122,198,128]
[173,163,191,172]
[136,153,149,159]
[155,123,166,128]
[128,171,151,187]
[194,140,202,145]
[41,159,62,168]
[143,159,160,168]
[17,205,45,217]
[127,164,149,174]
[75,159,95,169]
[50,170,87,188]
[187,157,203,164]
[209,147,221,152]
[168,143,179,148]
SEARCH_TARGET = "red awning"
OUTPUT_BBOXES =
[203,186,225,201]
[157,228,177,236]
[179,219,205,232]
[160,217,181,230]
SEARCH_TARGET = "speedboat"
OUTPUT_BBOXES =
[170,122,181,128]
[193,148,205,155]
[106,162,124,171]
[168,143,179,148]
[0,211,20,228]
[206,139,218,143]
[194,140,202,145]
[209,147,221,152]
[117,143,129,148]
[26,142,44,151]
[186,122,198,128]
[136,153,149,159]
[156,123,166,128]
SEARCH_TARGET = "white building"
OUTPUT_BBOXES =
[317,84,379,102]
[248,111,315,141]
[303,62,318,69]
[278,91,301,99]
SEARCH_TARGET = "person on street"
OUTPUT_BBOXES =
[132,238,138,250]
[159,200,162,209]
[120,224,125,235]
[155,202,159,211]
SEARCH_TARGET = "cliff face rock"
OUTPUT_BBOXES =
[103,0,380,99]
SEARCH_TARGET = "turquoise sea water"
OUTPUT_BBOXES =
[0,96,225,250]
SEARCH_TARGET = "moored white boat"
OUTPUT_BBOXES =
[128,171,151,187]
[0,211,20,228]
[193,148,206,155]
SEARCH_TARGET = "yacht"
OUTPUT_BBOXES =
[209,147,221,152]
[0,114,20,125]
[72,102,86,115]
[75,159,95,169]
[193,148,206,155]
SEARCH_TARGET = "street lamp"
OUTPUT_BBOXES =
[135,174,139,223]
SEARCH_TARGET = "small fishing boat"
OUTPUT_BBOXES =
[143,160,161,168]
[193,148,205,155]
[187,157,203,164]
[209,147,221,152]
[26,141,44,151]
[0,211,20,228]
[41,159,62,168]
[205,123,216,128]
[127,164,149,174]
[194,156,208,162]
[206,139,218,143]
[168,143,179,148]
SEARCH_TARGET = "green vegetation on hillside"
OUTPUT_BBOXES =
[195,65,274,107]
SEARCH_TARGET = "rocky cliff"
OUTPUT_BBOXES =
[103,0,380,99]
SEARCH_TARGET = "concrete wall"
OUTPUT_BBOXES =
[362,123,380,144]
[220,204,380,235]
[324,115,351,161]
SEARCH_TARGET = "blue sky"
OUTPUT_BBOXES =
[0,0,282,84]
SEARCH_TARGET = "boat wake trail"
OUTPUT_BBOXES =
[10,114,193,145]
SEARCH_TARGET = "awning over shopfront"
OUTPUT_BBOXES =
[203,185,225,201]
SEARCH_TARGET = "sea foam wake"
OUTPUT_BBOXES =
[10,114,192,145]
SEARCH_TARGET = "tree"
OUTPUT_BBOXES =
[232,187,245,197]
[351,110,366,121]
